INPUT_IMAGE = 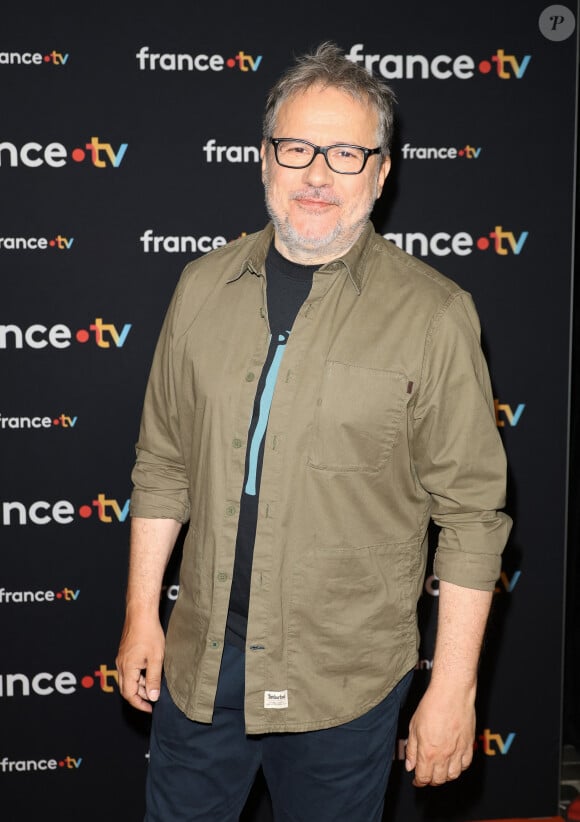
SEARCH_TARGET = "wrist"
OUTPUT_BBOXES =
[427,673,477,702]
[124,597,162,620]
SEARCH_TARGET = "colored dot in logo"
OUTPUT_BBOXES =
[49,239,56,247]
[43,55,51,63]
[71,148,85,162]
[477,237,490,250]
[78,505,92,518]
[458,149,464,156]
[226,57,236,68]
[478,60,492,74]
[58,760,65,767]
[76,328,90,343]
[56,591,63,598]
[81,675,94,688]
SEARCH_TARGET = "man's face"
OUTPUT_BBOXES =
[261,84,391,264]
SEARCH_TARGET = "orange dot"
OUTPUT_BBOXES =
[81,676,94,688]
[71,148,85,162]
[479,60,492,74]
[76,329,89,343]
[477,237,490,250]
[78,505,92,518]
[226,58,235,68]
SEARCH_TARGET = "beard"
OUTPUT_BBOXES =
[263,172,377,264]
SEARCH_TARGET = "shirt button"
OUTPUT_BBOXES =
[226,505,236,516]
[209,640,221,649]
[245,372,255,382]
[217,571,228,582]
[232,437,243,448]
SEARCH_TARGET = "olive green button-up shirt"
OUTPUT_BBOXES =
[130,221,511,733]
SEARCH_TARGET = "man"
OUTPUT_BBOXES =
[116,41,512,821]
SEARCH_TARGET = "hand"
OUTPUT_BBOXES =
[116,615,165,712]
[404,683,476,787]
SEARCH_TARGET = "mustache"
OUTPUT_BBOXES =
[290,188,342,205]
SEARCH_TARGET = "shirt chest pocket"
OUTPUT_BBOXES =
[307,361,411,473]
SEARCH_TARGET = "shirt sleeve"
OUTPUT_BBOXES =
[129,275,191,523]
[412,291,512,591]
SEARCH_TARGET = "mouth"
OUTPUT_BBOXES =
[292,193,340,212]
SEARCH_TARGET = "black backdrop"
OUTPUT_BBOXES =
[1,2,578,820]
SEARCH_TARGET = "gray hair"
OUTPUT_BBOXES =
[262,41,397,156]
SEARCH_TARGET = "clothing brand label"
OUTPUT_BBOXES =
[264,689,288,709]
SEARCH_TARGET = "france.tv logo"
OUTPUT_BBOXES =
[1,495,130,525]
[0,755,82,774]
[346,44,531,80]
[0,137,128,168]
[476,728,517,756]
[0,663,119,697]
[0,318,132,350]
[0,412,78,430]
[136,46,262,72]
[0,49,69,67]
[495,399,525,427]
[0,234,74,251]
[0,587,80,604]
[384,226,528,258]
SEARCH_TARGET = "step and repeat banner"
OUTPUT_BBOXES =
[1,2,577,820]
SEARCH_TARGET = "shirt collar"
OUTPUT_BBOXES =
[227,220,375,295]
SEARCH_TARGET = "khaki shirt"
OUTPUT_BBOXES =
[130,222,511,733]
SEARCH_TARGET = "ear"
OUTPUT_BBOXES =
[375,155,391,199]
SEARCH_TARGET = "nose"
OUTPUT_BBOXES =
[303,151,333,186]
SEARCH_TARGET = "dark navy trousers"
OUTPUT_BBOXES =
[145,643,413,822]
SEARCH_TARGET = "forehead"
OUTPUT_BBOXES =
[274,84,379,145]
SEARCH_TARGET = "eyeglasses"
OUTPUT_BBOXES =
[270,138,382,175]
